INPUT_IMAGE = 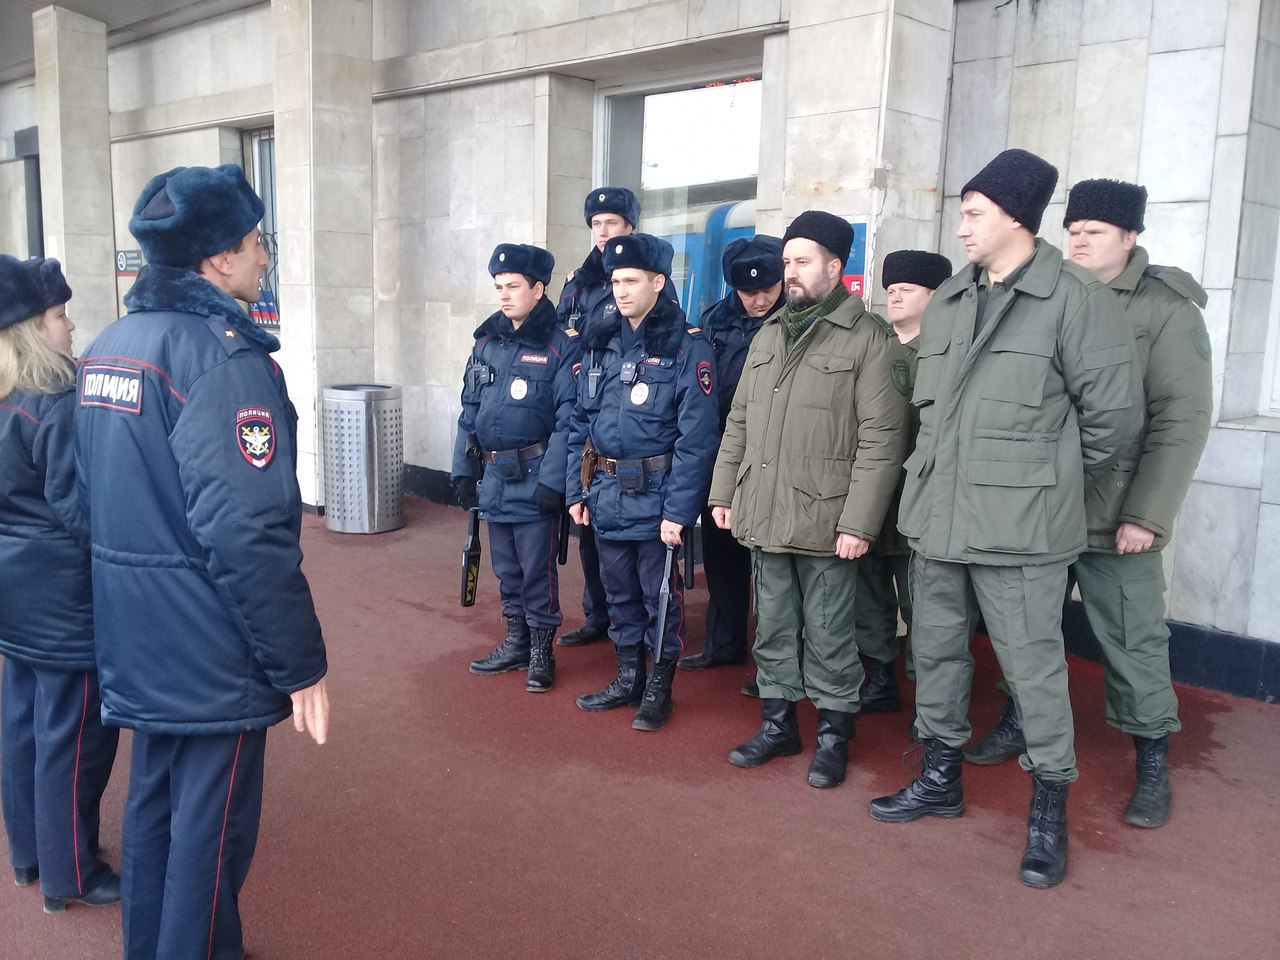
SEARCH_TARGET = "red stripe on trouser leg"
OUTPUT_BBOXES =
[207,732,244,960]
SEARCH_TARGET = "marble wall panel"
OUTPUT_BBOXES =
[1066,39,1146,186]
[1194,425,1267,487]
[1169,481,1259,634]
[1204,134,1248,290]
[886,14,952,122]
[1231,278,1274,354]
[1141,202,1210,282]
[1009,60,1077,203]
[944,56,1012,196]
[1137,48,1223,203]
[788,16,887,116]
[1013,0,1082,66]
[1079,0,1152,45]
[952,0,1017,63]
[1220,350,1265,419]
[1149,0,1229,53]
[1247,503,1280,640]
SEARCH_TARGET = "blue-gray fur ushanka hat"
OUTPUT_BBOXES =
[584,186,641,228]
[488,244,555,286]
[881,250,953,291]
[722,235,783,291]
[602,233,674,276]
[961,148,1058,235]
[129,164,265,268]
[1064,179,1147,232]
[0,255,72,329]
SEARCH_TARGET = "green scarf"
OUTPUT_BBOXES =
[784,283,849,348]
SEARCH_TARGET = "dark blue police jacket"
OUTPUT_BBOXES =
[565,295,718,541]
[697,290,779,430]
[74,265,327,735]
[451,296,581,523]
[555,246,680,332]
[0,385,95,671]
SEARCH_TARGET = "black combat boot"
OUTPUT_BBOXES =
[808,710,856,788]
[557,620,609,647]
[868,738,965,822]
[963,695,1025,765]
[576,646,646,711]
[1019,776,1070,888]
[728,698,803,767]
[856,660,902,714]
[525,627,556,693]
[740,676,760,698]
[1123,735,1172,828]
[632,655,678,731]
[469,617,531,675]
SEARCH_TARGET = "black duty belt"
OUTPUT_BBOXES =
[594,452,673,476]
[482,441,548,464]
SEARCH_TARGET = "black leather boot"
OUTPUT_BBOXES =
[1123,735,1172,828]
[728,698,803,767]
[808,710,856,788]
[740,676,760,698]
[632,655,677,731]
[557,620,608,647]
[576,646,646,711]
[526,627,556,693]
[14,865,38,887]
[963,695,1025,765]
[43,872,121,914]
[1019,776,1070,888]
[868,738,965,822]
[469,617,531,675]
[856,660,901,714]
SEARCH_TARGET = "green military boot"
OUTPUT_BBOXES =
[1123,735,1172,828]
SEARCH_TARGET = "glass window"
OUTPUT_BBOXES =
[242,128,279,328]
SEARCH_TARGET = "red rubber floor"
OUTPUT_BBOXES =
[3,497,1278,959]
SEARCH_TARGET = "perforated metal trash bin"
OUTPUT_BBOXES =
[321,384,405,534]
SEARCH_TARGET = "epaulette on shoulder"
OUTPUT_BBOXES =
[566,271,575,282]
[686,326,701,335]
[1143,264,1208,309]
[867,311,895,337]
[564,327,579,337]
[206,315,250,356]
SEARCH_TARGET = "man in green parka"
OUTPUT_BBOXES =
[867,150,1142,890]
[966,179,1212,830]
[708,210,909,791]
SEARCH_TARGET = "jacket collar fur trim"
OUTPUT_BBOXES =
[582,294,687,355]
[475,296,558,345]
[123,264,280,352]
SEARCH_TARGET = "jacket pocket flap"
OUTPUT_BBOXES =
[1082,343,1132,370]
[966,458,1056,487]
[805,353,857,374]
[988,332,1055,357]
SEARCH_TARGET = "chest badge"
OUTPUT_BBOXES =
[510,377,529,400]
[236,408,275,469]
[630,381,650,405]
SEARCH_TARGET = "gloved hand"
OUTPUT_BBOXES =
[536,484,565,515]
[453,476,478,509]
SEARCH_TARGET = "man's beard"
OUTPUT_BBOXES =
[786,285,818,311]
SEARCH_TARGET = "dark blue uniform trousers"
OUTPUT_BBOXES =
[698,505,751,662]
[597,537,685,660]
[577,523,609,628]
[122,728,266,960]
[1,660,118,897]
[488,517,563,629]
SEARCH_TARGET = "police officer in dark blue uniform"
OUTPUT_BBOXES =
[454,243,581,692]
[566,234,718,731]
[0,255,120,915]
[676,236,784,672]
[75,165,329,960]
[555,187,679,648]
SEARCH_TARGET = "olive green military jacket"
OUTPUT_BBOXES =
[708,291,910,556]
[1083,246,1212,552]
[875,333,918,555]
[898,239,1142,566]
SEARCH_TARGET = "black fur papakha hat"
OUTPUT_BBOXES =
[584,186,641,228]
[722,235,783,291]
[602,233,674,276]
[1064,179,1147,232]
[961,148,1058,234]
[0,255,72,329]
[881,250,953,291]
[488,244,555,285]
[129,164,265,268]
[782,211,854,266]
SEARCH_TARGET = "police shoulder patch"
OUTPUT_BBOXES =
[1191,324,1212,361]
[697,359,713,396]
[890,358,911,396]
[236,407,275,469]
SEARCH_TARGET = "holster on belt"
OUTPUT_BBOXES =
[580,437,598,495]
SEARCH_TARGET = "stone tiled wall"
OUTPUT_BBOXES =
[0,159,29,255]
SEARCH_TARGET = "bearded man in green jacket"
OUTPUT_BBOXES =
[868,150,1142,889]
[966,179,1212,830]
[708,210,909,790]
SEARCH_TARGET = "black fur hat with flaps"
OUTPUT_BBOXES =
[723,235,783,291]
[1064,179,1147,232]
[583,186,641,228]
[129,164,265,268]
[881,250,952,291]
[0,255,72,329]
[961,148,1058,234]
[782,211,854,266]
[488,244,555,285]
[602,233,674,276]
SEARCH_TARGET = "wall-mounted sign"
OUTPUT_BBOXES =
[842,222,869,297]
[115,250,144,277]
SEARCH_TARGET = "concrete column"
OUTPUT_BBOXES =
[32,6,116,342]
[274,0,374,505]
[782,0,954,307]
[533,73,593,285]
